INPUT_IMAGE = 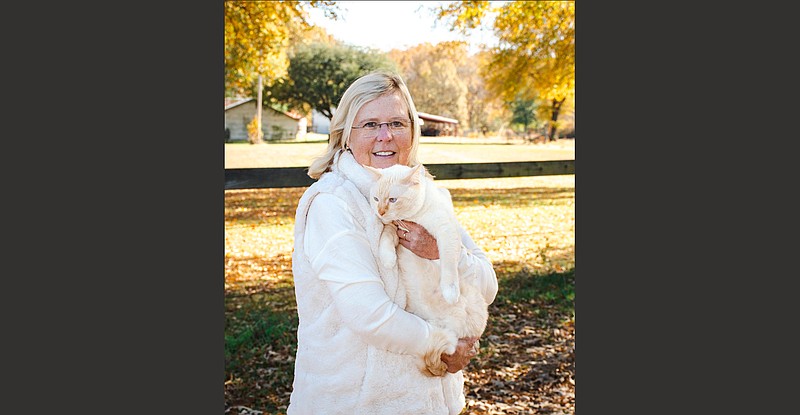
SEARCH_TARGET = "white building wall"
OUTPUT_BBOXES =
[225,101,305,141]
[310,108,333,134]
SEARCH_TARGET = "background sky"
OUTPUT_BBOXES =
[306,1,499,54]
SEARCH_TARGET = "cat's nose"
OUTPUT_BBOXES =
[378,207,386,216]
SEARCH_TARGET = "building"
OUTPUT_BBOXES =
[224,98,307,142]
[417,112,459,136]
[310,109,332,135]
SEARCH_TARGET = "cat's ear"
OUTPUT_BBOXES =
[405,164,423,185]
[423,166,435,180]
[363,165,383,181]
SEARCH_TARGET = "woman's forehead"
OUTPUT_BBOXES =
[356,93,408,119]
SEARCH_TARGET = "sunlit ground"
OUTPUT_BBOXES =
[224,174,574,295]
[224,138,574,168]
[224,173,574,414]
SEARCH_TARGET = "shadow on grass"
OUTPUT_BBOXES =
[225,186,574,224]
[494,263,575,312]
[225,187,306,223]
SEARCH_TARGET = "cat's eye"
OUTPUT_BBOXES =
[373,196,378,201]
[389,198,397,203]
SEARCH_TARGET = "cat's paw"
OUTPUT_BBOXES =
[441,282,460,305]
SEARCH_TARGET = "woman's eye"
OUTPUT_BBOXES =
[390,121,404,128]
[363,122,378,129]
[389,198,397,203]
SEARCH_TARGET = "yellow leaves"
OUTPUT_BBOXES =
[435,0,492,33]
[447,178,575,275]
[224,188,304,293]
[225,1,315,95]
[466,0,575,121]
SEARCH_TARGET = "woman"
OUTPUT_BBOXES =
[288,71,498,414]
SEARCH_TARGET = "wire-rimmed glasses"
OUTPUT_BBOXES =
[351,120,410,136]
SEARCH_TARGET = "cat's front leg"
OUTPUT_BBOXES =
[438,232,462,305]
[378,223,399,269]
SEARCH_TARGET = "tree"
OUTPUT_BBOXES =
[224,1,338,97]
[510,96,539,136]
[464,51,508,136]
[437,1,575,141]
[225,1,338,143]
[268,42,397,121]
[388,42,470,130]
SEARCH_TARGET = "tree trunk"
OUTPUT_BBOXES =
[548,98,565,141]
[256,75,263,143]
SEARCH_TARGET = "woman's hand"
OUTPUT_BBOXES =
[441,336,479,373]
[394,220,439,260]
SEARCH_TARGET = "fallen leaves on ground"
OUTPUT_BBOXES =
[225,175,575,414]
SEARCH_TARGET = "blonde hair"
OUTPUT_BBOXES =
[307,71,422,179]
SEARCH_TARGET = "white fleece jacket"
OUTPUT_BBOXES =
[287,150,498,415]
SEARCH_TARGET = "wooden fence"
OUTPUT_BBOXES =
[225,160,575,190]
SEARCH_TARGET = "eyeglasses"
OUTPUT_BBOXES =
[351,120,410,134]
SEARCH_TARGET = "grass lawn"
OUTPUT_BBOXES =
[224,141,575,414]
[224,137,574,168]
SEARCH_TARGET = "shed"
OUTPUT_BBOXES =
[310,109,332,134]
[225,98,307,142]
[417,112,459,137]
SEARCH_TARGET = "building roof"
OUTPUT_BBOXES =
[417,111,458,124]
[225,97,304,120]
[224,97,250,109]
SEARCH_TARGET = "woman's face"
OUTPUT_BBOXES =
[348,92,413,169]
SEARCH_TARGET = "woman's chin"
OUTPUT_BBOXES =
[369,156,399,169]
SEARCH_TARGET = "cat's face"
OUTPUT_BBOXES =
[365,165,423,223]
[370,182,411,222]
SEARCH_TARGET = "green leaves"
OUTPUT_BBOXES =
[267,42,397,120]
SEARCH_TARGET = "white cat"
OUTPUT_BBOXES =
[364,164,489,377]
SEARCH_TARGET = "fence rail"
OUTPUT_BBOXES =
[225,160,575,190]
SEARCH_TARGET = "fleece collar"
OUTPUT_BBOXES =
[331,149,374,199]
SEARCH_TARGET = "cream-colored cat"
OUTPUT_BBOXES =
[365,164,489,376]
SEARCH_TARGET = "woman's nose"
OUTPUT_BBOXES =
[375,124,393,141]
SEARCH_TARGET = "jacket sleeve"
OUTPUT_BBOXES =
[456,222,499,305]
[304,193,455,357]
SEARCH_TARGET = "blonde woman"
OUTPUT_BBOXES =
[289,71,497,414]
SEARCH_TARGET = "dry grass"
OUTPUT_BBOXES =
[224,138,574,168]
